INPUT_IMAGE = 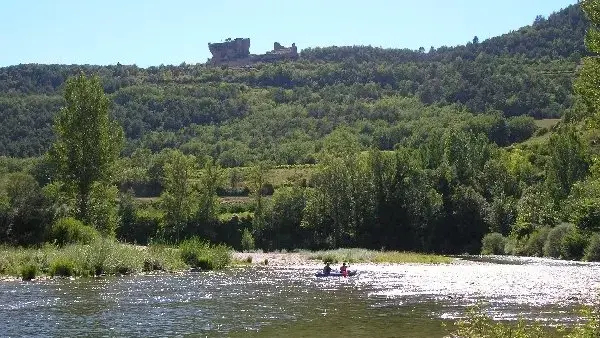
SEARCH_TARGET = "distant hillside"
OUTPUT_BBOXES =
[0,4,586,159]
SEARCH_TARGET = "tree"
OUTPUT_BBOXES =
[545,127,590,202]
[50,73,124,227]
[576,0,600,123]
[196,158,224,225]
[159,150,198,242]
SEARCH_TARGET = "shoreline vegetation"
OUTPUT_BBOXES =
[0,242,452,281]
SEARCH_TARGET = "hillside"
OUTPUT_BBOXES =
[0,4,586,161]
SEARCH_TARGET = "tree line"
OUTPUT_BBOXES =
[2,2,600,261]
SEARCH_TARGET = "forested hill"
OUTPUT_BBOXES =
[302,4,586,62]
[0,4,586,159]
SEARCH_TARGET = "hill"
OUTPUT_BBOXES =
[0,4,586,161]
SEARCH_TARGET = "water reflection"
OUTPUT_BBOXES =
[1,256,599,337]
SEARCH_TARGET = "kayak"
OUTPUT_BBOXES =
[315,270,357,277]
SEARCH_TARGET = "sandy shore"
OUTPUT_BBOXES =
[232,252,321,266]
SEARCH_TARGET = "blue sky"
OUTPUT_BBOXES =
[0,0,578,67]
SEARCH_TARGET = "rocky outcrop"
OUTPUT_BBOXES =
[208,38,250,63]
[208,38,298,66]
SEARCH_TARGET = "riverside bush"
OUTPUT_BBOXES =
[481,233,506,255]
[50,217,99,246]
[543,224,573,258]
[561,227,587,260]
[20,264,38,281]
[522,227,551,257]
[50,258,76,277]
[179,237,232,270]
[451,304,600,338]
[240,228,255,252]
[584,234,600,261]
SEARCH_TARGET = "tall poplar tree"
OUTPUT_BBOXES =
[50,73,124,226]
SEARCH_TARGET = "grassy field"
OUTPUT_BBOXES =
[534,118,561,129]
[305,248,452,264]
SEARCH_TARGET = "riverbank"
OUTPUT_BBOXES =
[1,241,453,281]
[233,248,453,266]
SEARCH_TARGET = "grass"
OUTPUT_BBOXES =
[305,248,452,264]
[534,118,561,129]
[179,237,232,270]
[0,238,230,280]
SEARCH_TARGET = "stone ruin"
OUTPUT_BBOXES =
[207,38,298,66]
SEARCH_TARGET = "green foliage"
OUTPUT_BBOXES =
[159,150,198,241]
[49,257,76,277]
[306,248,451,264]
[481,233,506,255]
[0,240,190,278]
[584,233,600,261]
[196,159,224,224]
[0,172,50,245]
[565,179,600,232]
[543,223,574,258]
[49,73,124,225]
[450,305,547,338]
[545,127,590,202]
[118,205,162,245]
[178,237,231,270]
[20,264,38,281]
[49,217,99,246]
[240,228,255,252]
[87,182,120,236]
[560,227,588,260]
[522,226,552,257]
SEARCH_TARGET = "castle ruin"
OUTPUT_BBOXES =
[207,38,298,66]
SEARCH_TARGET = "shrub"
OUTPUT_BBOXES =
[561,227,588,260]
[50,258,76,277]
[543,223,573,258]
[240,228,255,252]
[21,264,38,281]
[503,237,519,256]
[245,256,252,263]
[584,234,600,262]
[481,233,506,255]
[179,237,231,270]
[451,305,546,338]
[50,217,99,246]
[522,226,551,257]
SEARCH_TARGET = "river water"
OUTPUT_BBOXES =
[2,256,600,337]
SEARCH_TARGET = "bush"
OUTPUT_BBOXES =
[481,233,506,255]
[561,227,588,260]
[522,226,551,257]
[21,264,38,281]
[584,234,600,261]
[240,228,255,252]
[50,258,76,277]
[50,217,99,246]
[179,237,231,270]
[543,223,573,258]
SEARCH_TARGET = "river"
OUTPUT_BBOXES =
[2,256,599,337]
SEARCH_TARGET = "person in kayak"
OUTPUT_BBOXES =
[323,262,332,275]
[340,262,348,277]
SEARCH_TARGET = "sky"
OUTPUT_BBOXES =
[0,0,578,67]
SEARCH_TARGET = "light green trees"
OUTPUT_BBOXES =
[160,150,198,242]
[575,0,600,122]
[49,73,123,234]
